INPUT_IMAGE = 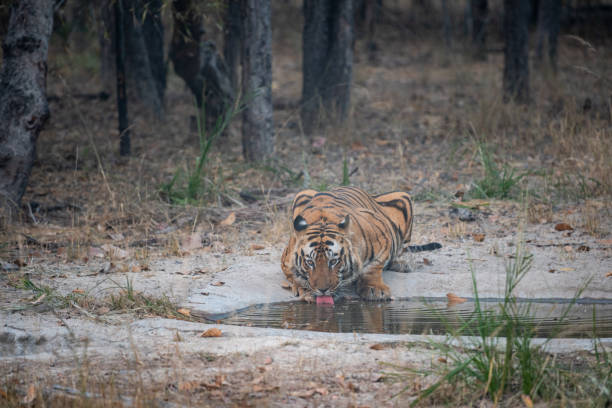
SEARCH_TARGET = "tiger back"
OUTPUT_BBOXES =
[280,186,415,301]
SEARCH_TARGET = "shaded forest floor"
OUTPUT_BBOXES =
[2,3,612,406]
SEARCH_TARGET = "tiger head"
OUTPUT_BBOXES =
[290,211,356,297]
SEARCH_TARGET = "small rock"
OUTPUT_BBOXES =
[0,261,19,271]
[449,207,475,222]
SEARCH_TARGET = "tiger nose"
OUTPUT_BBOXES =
[319,286,331,293]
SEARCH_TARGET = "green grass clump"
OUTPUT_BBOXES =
[160,100,243,205]
[471,141,528,199]
[389,234,608,406]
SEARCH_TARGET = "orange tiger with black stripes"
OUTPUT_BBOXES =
[281,186,441,301]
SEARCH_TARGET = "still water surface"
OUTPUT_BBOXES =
[215,298,612,338]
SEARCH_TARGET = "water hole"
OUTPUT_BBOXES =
[207,298,612,339]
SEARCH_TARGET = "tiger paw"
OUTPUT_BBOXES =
[359,285,392,301]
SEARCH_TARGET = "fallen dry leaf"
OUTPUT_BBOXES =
[558,267,575,272]
[446,292,467,307]
[203,375,225,389]
[350,141,367,151]
[555,223,573,231]
[178,381,199,392]
[97,306,110,314]
[101,244,129,259]
[181,233,202,251]
[23,384,36,404]
[521,394,534,408]
[370,343,385,350]
[31,293,46,305]
[264,356,273,365]
[472,233,486,242]
[219,212,236,226]
[250,244,265,250]
[605,272,612,278]
[88,246,105,258]
[177,308,191,317]
[290,389,315,398]
[423,258,432,266]
[438,357,447,363]
[109,232,125,241]
[312,136,326,149]
[200,328,222,338]
[453,199,489,209]
[72,288,85,294]
[211,281,225,287]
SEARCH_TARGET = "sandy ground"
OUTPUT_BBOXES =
[2,201,611,406]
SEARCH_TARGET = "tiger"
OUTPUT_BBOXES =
[281,186,442,301]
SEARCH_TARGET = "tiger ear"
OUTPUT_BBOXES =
[293,215,308,231]
[338,214,350,229]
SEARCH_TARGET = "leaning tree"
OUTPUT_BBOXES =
[0,0,55,222]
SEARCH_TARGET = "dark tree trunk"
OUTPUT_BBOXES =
[0,0,54,220]
[301,0,354,135]
[441,0,452,48]
[98,1,115,92]
[356,0,380,59]
[241,0,274,161]
[536,0,561,70]
[503,0,530,103]
[115,0,131,156]
[224,0,242,92]
[170,0,204,105]
[471,0,488,60]
[170,0,234,130]
[123,0,165,117]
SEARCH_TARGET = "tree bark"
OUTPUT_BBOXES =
[0,0,54,220]
[301,0,354,135]
[115,0,131,156]
[471,0,488,60]
[241,0,274,161]
[503,0,530,103]
[224,0,242,92]
[170,0,234,130]
[123,0,165,117]
[535,0,561,71]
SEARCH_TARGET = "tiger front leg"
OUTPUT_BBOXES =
[358,264,392,301]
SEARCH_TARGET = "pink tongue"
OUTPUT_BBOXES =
[316,295,334,305]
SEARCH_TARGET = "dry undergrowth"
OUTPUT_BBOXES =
[1,2,612,406]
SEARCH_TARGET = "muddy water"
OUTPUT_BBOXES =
[214,299,612,339]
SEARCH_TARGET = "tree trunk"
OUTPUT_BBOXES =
[170,0,234,130]
[535,0,561,71]
[301,0,354,135]
[241,0,274,161]
[441,0,452,49]
[115,0,131,156]
[471,0,488,60]
[0,0,54,220]
[503,0,530,103]
[123,0,165,117]
[224,0,242,92]
[170,0,205,106]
